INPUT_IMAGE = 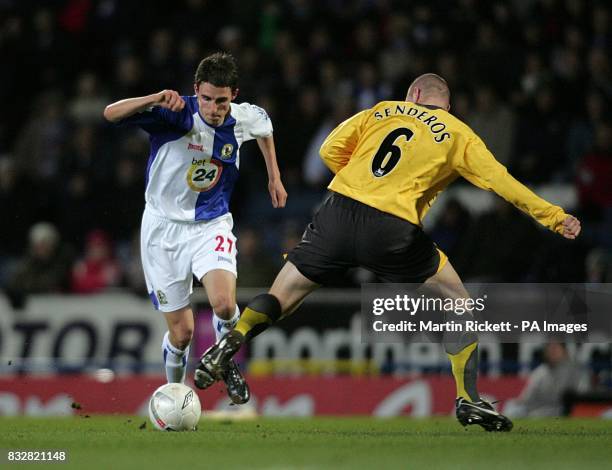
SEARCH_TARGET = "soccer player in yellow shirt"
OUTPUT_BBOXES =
[195,73,581,431]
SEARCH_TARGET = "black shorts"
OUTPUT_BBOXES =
[287,192,443,285]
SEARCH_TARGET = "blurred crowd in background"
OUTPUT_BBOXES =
[1,0,612,306]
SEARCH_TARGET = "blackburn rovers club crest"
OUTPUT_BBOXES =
[221,143,234,159]
[156,290,168,305]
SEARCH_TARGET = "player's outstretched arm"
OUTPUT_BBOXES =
[103,90,185,123]
[457,136,582,239]
[256,135,287,208]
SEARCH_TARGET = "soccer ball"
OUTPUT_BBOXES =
[148,383,201,431]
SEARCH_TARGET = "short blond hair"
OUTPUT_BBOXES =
[407,73,450,101]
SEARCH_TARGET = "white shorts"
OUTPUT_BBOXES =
[140,208,238,312]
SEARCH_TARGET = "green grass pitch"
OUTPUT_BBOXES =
[1,416,611,469]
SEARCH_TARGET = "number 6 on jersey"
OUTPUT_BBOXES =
[371,128,414,177]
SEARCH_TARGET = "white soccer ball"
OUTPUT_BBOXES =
[148,383,201,431]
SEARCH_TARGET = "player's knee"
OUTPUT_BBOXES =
[210,295,236,320]
[170,325,193,350]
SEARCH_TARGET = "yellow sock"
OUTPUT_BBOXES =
[233,294,282,341]
[235,307,273,338]
[447,341,478,401]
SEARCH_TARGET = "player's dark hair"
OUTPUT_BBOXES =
[194,52,238,90]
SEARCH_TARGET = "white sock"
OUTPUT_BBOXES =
[212,305,240,342]
[162,331,190,383]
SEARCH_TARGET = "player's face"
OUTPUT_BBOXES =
[194,82,237,126]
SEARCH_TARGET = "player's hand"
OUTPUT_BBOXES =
[561,215,581,240]
[155,90,185,112]
[268,179,287,208]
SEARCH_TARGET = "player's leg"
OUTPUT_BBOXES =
[195,261,319,391]
[199,268,250,403]
[359,209,511,431]
[424,258,512,431]
[140,209,194,384]
[423,258,480,401]
[162,306,194,383]
[234,261,320,338]
[191,214,253,403]
[202,269,239,342]
[191,214,240,342]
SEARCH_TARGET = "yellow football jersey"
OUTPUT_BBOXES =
[320,101,568,234]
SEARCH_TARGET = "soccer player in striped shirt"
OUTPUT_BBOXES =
[104,52,287,404]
